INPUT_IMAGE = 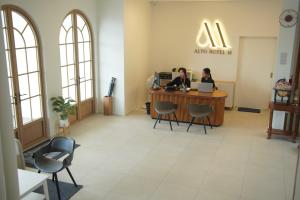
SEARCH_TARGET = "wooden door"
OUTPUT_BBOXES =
[1,6,48,149]
[59,10,95,122]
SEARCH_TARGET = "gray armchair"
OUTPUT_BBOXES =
[33,137,78,200]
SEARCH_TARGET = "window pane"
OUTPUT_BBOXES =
[21,99,31,124]
[1,11,5,28]
[18,74,30,100]
[5,51,12,76]
[8,77,14,100]
[68,65,75,85]
[63,14,72,30]
[11,103,17,129]
[67,44,74,64]
[14,29,25,48]
[62,88,68,99]
[59,27,66,44]
[77,15,85,30]
[12,11,27,32]
[59,45,67,66]
[86,80,92,99]
[66,28,73,43]
[79,63,85,81]
[16,49,27,74]
[84,42,91,60]
[77,29,83,42]
[27,48,38,72]
[80,82,86,101]
[82,26,90,41]
[78,42,84,62]
[31,96,42,120]
[23,25,36,47]
[29,72,40,97]
[61,66,68,87]
[3,28,8,49]
[85,61,91,79]
[69,85,76,102]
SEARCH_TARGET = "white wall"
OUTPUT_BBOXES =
[124,0,151,113]
[150,1,281,81]
[97,0,125,115]
[273,0,300,129]
[0,0,99,136]
[0,12,19,200]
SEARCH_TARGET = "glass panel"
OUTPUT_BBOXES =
[31,96,42,120]
[18,74,30,100]
[13,29,25,48]
[62,88,68,99]
[82,26,90,41]
[85,61,91,79]
[8,78,14,101]
[59,27,66,44]
[79,63,85,80]
[84,42,91,61]
[68,65,75,85]
[86,80,92,99]
[3,28,8,49]
[80,82,86,101]
[69,85,76,102]
[12,11,27,32]
[77,15,85,30]
[59,45,67,66]
[67,44,74,64]
[5,51,12,76]
[63,14,72,30]
[21,99,31,124]
[61,67,68,87]
[77,29,83,42]
[23,25,36,47]
[27,48,38,72]
[16,49,27,74]
[66,28,73,43]
[1,11,5,28]
[11,103,17,129]
[78,42,84,62]
[29,72,40,97]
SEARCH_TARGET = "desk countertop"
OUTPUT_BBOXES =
[149,89,227,99]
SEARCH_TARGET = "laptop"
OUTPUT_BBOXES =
[198,83,214,93]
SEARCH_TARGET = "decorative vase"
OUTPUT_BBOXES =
[59,118,69,128]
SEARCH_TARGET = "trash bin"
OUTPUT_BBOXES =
[145,102,151,115]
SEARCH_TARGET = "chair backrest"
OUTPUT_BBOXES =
[188,104,212,113]
[14,138,25,169]
[155,101,175,111]
[50,137,75,155]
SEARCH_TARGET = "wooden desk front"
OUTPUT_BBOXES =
[149,89,227,126]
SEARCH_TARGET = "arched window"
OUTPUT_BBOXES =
[1,5,47,148]
[59,10,94,120]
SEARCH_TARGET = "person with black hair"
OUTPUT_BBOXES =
[167,67,191,88]
[201,68,216,88]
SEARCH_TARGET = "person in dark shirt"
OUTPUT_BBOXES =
[167,67,191,88]
[201,68,216,88]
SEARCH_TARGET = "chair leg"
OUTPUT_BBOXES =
[207,116,213,129]
[173,113,179,126]
[187,117,195,132]
[203,119,207,134]
[66,167,78,188]
[52,174,54,181]
[168,114,173,131]
[54,173,61,200]
[37,170,41,173]
[153,114,161,129]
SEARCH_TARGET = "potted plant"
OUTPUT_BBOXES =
[50,96,76,127]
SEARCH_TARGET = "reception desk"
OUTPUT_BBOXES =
[149,89,227,126]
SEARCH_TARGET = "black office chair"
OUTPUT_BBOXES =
[187,104,213,134]
[33,137,78,200]
[153,101,179,131]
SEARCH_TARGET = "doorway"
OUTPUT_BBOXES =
[1,6,48,149]
[236,37,277,110]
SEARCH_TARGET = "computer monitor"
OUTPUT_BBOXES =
[198,83,214,93]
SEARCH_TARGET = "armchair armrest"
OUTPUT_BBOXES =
[32,144,50,159]
[63,153,74,167]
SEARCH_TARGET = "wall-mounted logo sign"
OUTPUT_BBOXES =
[194,20,232,55]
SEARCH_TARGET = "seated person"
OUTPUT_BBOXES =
[201,68,216,88]
[167,67,191,88]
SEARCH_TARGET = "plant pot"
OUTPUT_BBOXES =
[59,119,69,128]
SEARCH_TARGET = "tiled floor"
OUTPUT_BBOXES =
[56,110,298,200]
